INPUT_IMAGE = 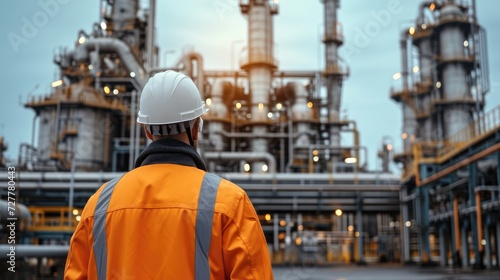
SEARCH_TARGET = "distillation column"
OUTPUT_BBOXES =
[438,3,474,138]
[240,0,278,173]
[322,0,348,159]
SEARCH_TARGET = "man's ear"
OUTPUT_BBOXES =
[144,125,153,140]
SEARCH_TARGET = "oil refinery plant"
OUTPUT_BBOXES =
[0,0,499,278]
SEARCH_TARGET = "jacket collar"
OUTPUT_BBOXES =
[134,138,207,171]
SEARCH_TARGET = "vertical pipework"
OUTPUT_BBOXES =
[146,0,156,70]
[400,33,417,151]
[240,0,278,173]
[322,0,346,151]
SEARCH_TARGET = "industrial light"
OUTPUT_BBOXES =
[413,66,419,73]
[235,102,242,109]
[72,209,79,216]
[76,215,81,222]
[402,132,408,139]
[386,144,392,151]
[279,220,286,227]
[463,40,469,47]
[436,81,442,88]
[113,89,119,95]
[88,64,94,70]
[392,72,401,80]
[51,80,63,88]
[276,103,282,110]
[295,237,302,246]
[355,231,360,237]
[258,103,264,110]
[421,24,427,30]
[429,3,436,11]
[405,221,412,227]
[348,225,354,232]
[409,27,415,35]
[265,214,271,221]
[313,156,319,162]
[262,164,269,172]
[267,112,273,119]
[335,209,343,216]
[130,72,136,78]
[78,36,86,44]
[100,21,107,30]
[481,239,486,246]
[103,85,111,94]
[389,221,395,228]
[298,225,304,231]
[206,98,212,106]
[243,163,250,172]
[345,157,357,164]
[312,149,319,156]
[307,102,313,108]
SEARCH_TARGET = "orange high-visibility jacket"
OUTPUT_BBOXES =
[65,139,274,279]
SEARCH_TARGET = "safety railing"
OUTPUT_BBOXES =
[29,206,83,232]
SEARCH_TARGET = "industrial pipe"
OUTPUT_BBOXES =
[0,245,68,259]
[419,142,500,186]
[0,200,31,231]
[181,52,205,97]
[74,37,147,88]
[204,151,276,173]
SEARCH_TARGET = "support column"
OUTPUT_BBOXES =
[273,213,279,253]
[496,221,500,268]
[468,162,483,268]
[418,185,431,263]
[439,224,447,266]
[484,219,491,268]
[461,220,469,268]
[356,191,366,264]
[451,191,461,267]
[401,186,411,263]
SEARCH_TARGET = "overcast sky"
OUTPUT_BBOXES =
[0,0,498,171]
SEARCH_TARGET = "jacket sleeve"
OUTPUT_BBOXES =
[222,192,274,280]
[64,219,91,280]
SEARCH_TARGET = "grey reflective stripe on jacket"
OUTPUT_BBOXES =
[92,173,221,280]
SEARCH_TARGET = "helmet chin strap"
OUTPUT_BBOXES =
[184,121,194,147]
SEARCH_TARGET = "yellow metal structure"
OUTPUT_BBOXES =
[29,206,83,232]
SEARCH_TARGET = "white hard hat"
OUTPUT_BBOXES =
[137,70,207,125]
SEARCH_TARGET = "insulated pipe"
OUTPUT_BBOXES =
[182,52,205,97]
[0,200,31,231]
[74,37,147,88]
[0,245,68,259]
[204,151,276,173]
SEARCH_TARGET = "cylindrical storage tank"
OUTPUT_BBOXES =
[28,85,122,171]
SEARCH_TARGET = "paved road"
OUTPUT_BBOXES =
[273,264,500,280]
